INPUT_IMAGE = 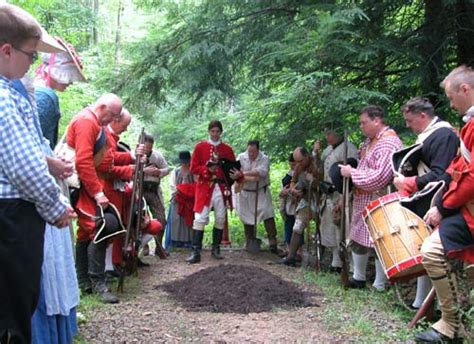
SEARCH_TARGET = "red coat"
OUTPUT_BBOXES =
[442,119,474,263]
[102,127,134,219]
[66,108,114,241]
[190,140,236,213]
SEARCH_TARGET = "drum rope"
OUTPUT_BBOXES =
[366,211,397,268]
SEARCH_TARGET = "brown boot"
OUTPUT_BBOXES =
[264,217,281,254]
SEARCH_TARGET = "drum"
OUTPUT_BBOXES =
[363,192,432,282]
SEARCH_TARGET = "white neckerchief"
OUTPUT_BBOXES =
[415,116,453,144]
[413,117,452,176]
[460,139,471,163]
[462,105,474,123]
[208,138,221,146]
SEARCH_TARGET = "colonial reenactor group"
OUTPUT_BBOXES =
[0,3,473,344]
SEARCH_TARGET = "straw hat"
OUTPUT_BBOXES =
[37,27,66,53]
[55,38,86,82]
[37,37,86,84]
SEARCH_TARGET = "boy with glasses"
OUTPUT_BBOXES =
[0,4,74,343]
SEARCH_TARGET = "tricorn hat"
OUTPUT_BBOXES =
[399,180,445,219]
[93,203,126,244]
[391,143,423,177]
[329,158,358,193]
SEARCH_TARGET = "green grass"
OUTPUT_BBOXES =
[302,270,416,342]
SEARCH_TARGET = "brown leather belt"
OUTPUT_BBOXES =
[353,188,372,196]
[243,185,268,193]
[353,188,383,196]
[97,172,109,180]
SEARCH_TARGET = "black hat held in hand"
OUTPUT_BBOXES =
[329,158,358,194]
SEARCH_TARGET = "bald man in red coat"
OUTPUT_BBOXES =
[67,93,122,304]
[186,120,237,264]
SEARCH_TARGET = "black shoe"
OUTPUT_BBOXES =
[269,245,284,255]
[137,258,150,268]
[98,290,120,304]
[328,266,342,274]
[211,246,224,260]
[348,278,366,289]
[186,250,201,264]
[414,328,462,343]
[278,257,296,267]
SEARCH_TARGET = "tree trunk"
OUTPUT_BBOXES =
[115,0,124,63]
[93,0,99,45]
[420,0,447,106]
[456,0,474,67]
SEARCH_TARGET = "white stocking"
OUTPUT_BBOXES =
[412,275,432,309]
[352,251,368,281]
[141,233,154,248]
[373,258,388,291]
[331,247,342,268]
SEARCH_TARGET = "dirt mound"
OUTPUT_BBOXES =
[159,264,317,314]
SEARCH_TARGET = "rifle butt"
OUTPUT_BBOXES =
[339,246,350,288]
[407,287,436,329]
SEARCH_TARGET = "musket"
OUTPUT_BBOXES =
[118,128,146,292]
[339,130,350,288]
[313,151,323,273]
[408,287,436,329]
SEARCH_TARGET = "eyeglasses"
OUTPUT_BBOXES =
[12,45,38,62]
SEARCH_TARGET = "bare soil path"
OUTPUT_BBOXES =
[78,250,344,343]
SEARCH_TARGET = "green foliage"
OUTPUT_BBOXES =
[56,81,99,137]
[9,0,94,49]
[110,0,471,158]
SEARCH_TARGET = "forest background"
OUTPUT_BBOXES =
[9,0,474,244]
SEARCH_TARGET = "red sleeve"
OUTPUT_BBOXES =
[443,124,474,209]
[190,142,210,178]
[67,118,103,197]
[222,143,236,161]
[110,165,134,181]
[443,157,474,209]
[114,151,134,165]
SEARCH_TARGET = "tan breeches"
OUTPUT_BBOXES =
[421,230,465,339]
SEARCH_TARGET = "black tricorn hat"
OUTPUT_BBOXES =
[329,158,358,193]
[93,203,126,244]
[400,180,445,219]
[391,143,423,177]
[178,150,191,163]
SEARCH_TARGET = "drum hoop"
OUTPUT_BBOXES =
[386,255,423,279]
[364,192,402,216]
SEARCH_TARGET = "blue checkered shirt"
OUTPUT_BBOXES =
[0,76,65,223]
